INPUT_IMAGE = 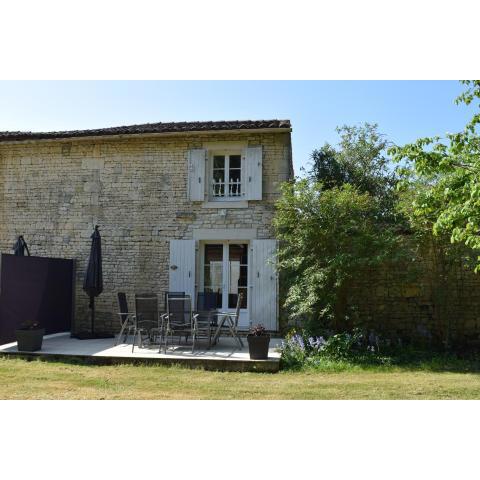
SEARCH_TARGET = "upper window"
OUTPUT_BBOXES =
[211,153,243,200]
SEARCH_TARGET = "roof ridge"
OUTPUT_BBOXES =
[0,119,291,142]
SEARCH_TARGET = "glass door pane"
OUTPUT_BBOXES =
[228,243,248,309]
[203,244,223,308]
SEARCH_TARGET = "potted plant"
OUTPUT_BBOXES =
[15,321,45,352]
[247,324,270,359]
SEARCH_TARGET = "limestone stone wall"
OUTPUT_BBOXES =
[0,131,292,333]
[280,238,480,347]
[341,244,480,347]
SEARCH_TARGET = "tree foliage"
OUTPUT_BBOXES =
[274,180,400,329]
[309,123,396,209]
[275,89,480,341]
[275,123,406,331]
[390,80,480,268]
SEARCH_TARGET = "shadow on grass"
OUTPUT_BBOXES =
[4,350,480,375]
[0,353,199,371]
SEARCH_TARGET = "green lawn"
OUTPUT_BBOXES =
[2,356,480,399]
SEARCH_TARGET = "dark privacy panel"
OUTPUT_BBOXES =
[0,254,75,344]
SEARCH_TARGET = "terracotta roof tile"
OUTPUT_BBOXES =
[0,119,291,142]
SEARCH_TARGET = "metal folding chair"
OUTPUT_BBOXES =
[163,291,186,312]
[132,293,160,353]
[211,292,244,349]
[114,292,137,346]
[195,291,219,349]
[162,295,198,353]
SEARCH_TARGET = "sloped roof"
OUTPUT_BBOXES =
[0,119,291,142]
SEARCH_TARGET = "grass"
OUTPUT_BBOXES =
[2,356,480,399]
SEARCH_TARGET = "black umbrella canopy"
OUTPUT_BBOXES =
[76,226,112,339]
[83,226,103,304]
[82,225,102,336]
[13,236,30,256]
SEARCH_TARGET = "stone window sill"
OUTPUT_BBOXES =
[201,200,248,209]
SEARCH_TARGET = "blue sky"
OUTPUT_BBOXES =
[0,81,474,174]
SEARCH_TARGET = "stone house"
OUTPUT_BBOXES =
[0,120,293,334]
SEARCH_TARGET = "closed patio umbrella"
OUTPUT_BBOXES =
[77,225,112,339]
[13,235,30,256]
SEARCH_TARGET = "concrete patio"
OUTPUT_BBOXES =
[0,332,282,372]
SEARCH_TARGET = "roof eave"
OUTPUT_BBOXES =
[0,127,292,145]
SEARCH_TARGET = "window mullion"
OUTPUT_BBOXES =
[225,154,230,197]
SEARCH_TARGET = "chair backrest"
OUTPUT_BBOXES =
[117,292,129,325]
[164,291,186,311]
[167,295,192,327]
[135,293,158,323]
[197,291,218,312]
[233,292,243,327]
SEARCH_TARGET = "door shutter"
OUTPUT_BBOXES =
[244,146,262,200]
[250,239,278,331]
[188,149,206,201]
[169,240,196,307]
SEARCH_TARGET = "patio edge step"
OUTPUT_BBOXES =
[0,350,280,373]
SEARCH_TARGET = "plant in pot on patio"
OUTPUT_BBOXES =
[247,324,270,360]
[15,321,45,352]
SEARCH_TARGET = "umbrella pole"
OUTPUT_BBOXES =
[91,296,95,335]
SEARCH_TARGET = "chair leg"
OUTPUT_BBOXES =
[158,329,165,354]
[227,317,243,349]
[163,331,168,354]
[207,329,212,350]
[236,330,244,348]
[115,322,126,346]
[123,325,133,343]
[132,330,136,353]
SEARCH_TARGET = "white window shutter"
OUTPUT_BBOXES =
[188,149,206,201]
[169,240,196,307]
[250,239,278,331]
[244,146,262,200]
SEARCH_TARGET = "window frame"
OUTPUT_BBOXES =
[207,149,245,202]
[199,240,250,313]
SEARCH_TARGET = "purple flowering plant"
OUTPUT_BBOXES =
[281,327,386,368]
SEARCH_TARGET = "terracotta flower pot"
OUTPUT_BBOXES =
[247,334,270,359]
[15,328,45,352]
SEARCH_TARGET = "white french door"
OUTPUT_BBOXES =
[200,241,249,328]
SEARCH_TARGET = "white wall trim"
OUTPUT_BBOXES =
[193,228,257,240]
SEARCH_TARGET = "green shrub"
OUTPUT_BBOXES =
[279,328,480,372]
[274,180,403,331]
[279,327,380,370]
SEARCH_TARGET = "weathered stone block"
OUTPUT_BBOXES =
[82,158,105,170]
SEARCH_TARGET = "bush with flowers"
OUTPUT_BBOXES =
[279,327,387,369]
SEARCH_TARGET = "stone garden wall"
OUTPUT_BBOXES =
[341,242,480,347]
[280,238,480,347]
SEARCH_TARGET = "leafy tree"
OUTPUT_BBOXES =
[275,123,406,332]
[309,143,345,190]
[309,123,396,206]
[274,180,400,331]
[390,80,480,269]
